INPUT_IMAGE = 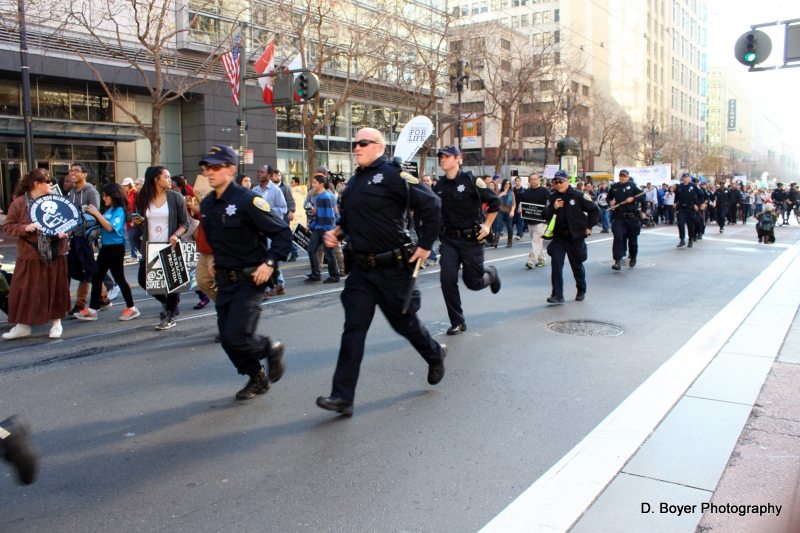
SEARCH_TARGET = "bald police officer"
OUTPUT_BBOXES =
[200,145,292,401]
[316,128,445,416]
[607,169,645,270]
[434,144,501,335]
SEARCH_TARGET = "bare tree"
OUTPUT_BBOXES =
[571,94,633,173]
[55,0,239,165]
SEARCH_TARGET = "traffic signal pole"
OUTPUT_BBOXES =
[237,22,248,175]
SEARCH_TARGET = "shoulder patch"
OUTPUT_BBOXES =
[400,171,419,184]
[584,193,593,202]
[253,196,271,213]
[475,178,487,189]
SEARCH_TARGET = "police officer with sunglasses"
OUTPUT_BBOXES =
[315,128,446,416]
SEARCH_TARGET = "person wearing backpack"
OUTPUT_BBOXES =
[755,204,776,244]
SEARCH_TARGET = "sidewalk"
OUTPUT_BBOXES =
[566,243,800,533]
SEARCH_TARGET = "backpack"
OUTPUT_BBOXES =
[758,212,775,232]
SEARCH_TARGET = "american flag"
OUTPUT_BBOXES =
[221,33,241,105]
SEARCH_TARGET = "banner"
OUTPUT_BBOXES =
[393,116,434,163]
[193,174,213,202]
[462,114,480,148]
[28,194,81,236]
[292,224,312,252]
[543,165,559,180]
[519,202,546,223]
[145,242,199,295]
[613,164,672,186]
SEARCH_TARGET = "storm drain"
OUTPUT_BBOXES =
[546,320,623,337]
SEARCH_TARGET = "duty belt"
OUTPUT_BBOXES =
[616,212,639,218]
[353,248,407,270]
[679,204,695,209]
[215,268,254,285]
[442,226,479,240]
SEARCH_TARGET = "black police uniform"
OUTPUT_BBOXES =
[201,182,292,381]
[545,186,600,298]
[674,181,701,245]
[772,187,788,223]
[787,187,798,221]
[694,183,709,238]
[713,187,730,230]
[728,187,742,225]
[328,155,444,405]
[434,170,500,329]
[606,180,645,263]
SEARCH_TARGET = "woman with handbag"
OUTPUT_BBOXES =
[495,179,516,248]
[134,166,190,331]
[2,169,70,339]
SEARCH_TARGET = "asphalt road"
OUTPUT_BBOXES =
[1,220,798,532]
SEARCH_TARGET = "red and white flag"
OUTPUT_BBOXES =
[221,33,241,106]
[254,42,275,105]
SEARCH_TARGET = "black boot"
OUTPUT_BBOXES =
[316,396,354,416]
[629,256,637,267]
[507,234,513,248]
[236,367,270,401]
[493,232,499,248]
[261,341,286,382]
[488,266,501,293]
[677,240,685,248]
[612,259,621,271]
[0,416,38,485]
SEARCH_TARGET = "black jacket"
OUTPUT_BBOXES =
[606,181,645,214]
[675,183,702,209]
[545,187,600,240]
[772,189,787,203]
[434,170,499,230]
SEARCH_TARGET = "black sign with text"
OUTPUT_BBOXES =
[159,245,190,294]
[28,194,80,236]
[520,202,546,223]
[401,161,419,178]
[292,224,312,252]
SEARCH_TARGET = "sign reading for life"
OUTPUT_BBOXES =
[28,194,81,236]
[519,202,547,223]
[292,224,312,252]
[146,242,199,295]
[393,116,434,163]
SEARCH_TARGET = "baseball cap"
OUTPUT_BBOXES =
[492,174,502,180]
[437,145,462,157]
[199,144,237,166]
[121,177,134,186]
[317,166,329,174]
[552,170,569,181]
[134,177,144,185]
[682,172,692,178]
[619,169,630,177]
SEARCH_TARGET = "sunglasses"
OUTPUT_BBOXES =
[353,139,380,149]
[205,163,232,171]
[551,179,565,184]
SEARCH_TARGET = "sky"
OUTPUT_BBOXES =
[704,0,800,155]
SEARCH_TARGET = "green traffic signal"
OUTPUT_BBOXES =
[744,52,756,62]
[734,29,772,67]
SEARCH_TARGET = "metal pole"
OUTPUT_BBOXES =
[237,22,247,175]
[457,78,463,152]
[18,0,34,173]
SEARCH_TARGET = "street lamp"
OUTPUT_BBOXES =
[449,60,470,151]
[649,122,660,166]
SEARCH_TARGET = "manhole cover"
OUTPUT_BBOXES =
[547,320,623,337]
[598,260,656,268]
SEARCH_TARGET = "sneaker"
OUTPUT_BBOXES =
[514,235,522,240]
[74,308,98,321]
[66,305,83,319]
[193,296,211,310]
[155,313,176,330]
[2,324,32,340]
[124,257,139,264]
[97,300,113,312]
[119,307,140,321]
[49,322,63,339]
[107,285,121,301]
[535,260,546,267]
[525,260,535,269]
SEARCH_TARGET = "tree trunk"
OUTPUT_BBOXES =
[304,120,318,183]
[149,106,162,167]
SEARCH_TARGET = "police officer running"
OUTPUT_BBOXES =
[199,145,292,401]
[545,170,600,303]
[713,183,730,233]
[772,183,788,225]
[316,128,446,416]
[434,145,501,335]
[694,179,709,240]
[675,172,701,248]
[607,169,645,270]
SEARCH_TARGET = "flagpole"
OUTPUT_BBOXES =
[237,21,248,175]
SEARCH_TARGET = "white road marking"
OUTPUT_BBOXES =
[478,242,800,533]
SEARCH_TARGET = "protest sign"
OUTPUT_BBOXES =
[613,164,672,186]
[519,202,547,223]
[145,242,199,295]
[543,165,559,180]
[292,224,312,252]
[28,194,81,236]
[393,116,434,163]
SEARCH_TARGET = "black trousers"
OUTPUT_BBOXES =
[611,216,640,260]
[677,208,696,241]
[716,206,728,229]
[695,209,706,237]
[216,278,270,377]
[138,260,179,313]
[332,264,443,402]
[90,244,134,309]
[308,228,339,279]
[547,235,587,297]
[439,235,494,326]
[728,205,738,224]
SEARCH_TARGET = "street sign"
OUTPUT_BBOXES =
[244,149,254,164]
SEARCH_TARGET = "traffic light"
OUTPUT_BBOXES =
[293,71,319,100]
[734,30,772,66]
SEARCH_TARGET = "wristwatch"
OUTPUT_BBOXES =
[265,259,277,268]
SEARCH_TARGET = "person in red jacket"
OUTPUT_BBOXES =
[122,178,140,263]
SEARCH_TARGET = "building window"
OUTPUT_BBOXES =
[481,0,488,12]
[554,30,560,43]
[521,14,530,26]
[540,79,554,91]
[554,8,559,21]
[543,10,551,22]
[471,79,485,90]
[511,16,519,27]
[501,59,511,71]
[647,84,651,101]
[451,41,463,52]
[554,51,560,64]
[582,85,590,96]
[501,38,511,50]
[571,81,579,93]
[647,60,651,77]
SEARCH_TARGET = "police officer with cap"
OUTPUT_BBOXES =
[607,169,645,270]
[316,128,445,416]
[788,182,798,223]
[712,182,730,233]
[772,183,788,225]
[434,144,501,335]
[694,178,709,240]
[199,144,292,401]
[545,170,600,303]
[675,172,701,248]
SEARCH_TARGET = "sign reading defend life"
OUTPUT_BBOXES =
[146,242,199,295]
[28,194,81,236]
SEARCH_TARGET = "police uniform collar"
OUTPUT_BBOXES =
[367,155,387,169]
[217,181,240,202]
